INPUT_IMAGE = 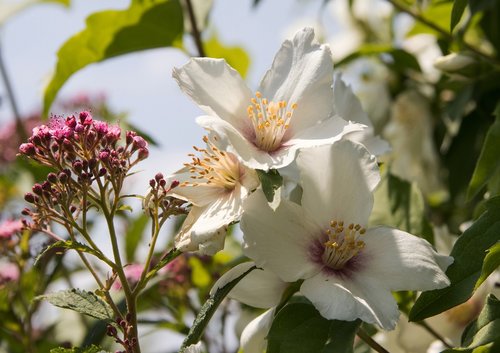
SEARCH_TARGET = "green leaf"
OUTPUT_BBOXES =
[36,289,115,322]
[467,104,500,200]
[256,169,283,203]
[407,2,453,37]
[462,295,500,348]
[43,0,184,116]
[267,302,360,353]
[205,33,251,78]
[475,242,500,290]
[125,213,149,263]
[188,256,211,288]
[451,0,468,32]
[180,265,256,351]
[50,345,107,353]
[370,172,433,243]
[409,197,500,322]
[0,0,69,25]
[35,240,114,268]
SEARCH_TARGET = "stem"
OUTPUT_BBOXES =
[184,0,205,57]
[356,327,390,353]
[384,0,499,64]
[417,320,454,348]
[0,38,26,140]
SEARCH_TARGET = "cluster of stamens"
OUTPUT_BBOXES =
[247,92,297,152]
[322,220,366,270]
[181,136,241,190]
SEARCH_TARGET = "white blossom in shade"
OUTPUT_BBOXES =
[169,135,260,254]
[332,73,390,156]
[383,90,448,201]
[173,27,364,171]
[241,140,453,330]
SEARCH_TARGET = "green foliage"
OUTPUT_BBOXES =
[36,289,115,322]
[43,0,184,116]
[180,265,256,351]
[125,213,149,262]
[467,104,500,200]
[451,0,468,32]
[461,295,500,348]
[205,34,251,78]
[256,169,283,203]
[267,302,360,353]
[35,240,114,268]
[407,2,453,37]
[409,197,500,321]
[50,345,107,353]
[474,242,500,290]
[370,172,433,243]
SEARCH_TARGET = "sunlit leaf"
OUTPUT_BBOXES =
[474,242,500,290]
[467,104,500,200]
[43,0,183,116]
[451,0,468,32]
[37,289,115,322]
[189,256,211,288]
[407,2,452,37]
[409,197,500,321]
[204,33,251,78]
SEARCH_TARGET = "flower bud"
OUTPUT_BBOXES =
[434,53,475,72]
[74,124,85,133]
[47,173,58,183]
[66,115,77,129]
[42,181,52,191]
[138,148,149,160]
[99,150,110,162]
[98,168,107,177]
[159,179,166,187]
[149,179,156,187]
[126,131,137,145]
[58,171,69,183]
[132,136,147,150]
[73,160,83,173]
[88,158,97,170]
[32,184,43,195]
[80,111,93,125]
[170,180,180,189]
[24,193,36,203]
[19,143,36,156]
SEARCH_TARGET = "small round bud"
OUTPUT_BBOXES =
[22,208,31,216]
[99,150,110,162]
[170,180,180,189]
[47,173,58,183]
[159,179,166,187]
[73,160,83,173]
[58,172,68,183]
[42,181,51,191]
[132,136,147,149]
[138,148,149,160]
[98,168,107,177]
[155,173,164,182]
[70,205,77,213]
[74,124,85,133]
[24,193,36,203]
[19,143,36,156]
[32,184,43,195]
[149,179,156,187]
[106,325,117,337]
[79,111,93,125]
[126,131,136,145]
[66,115,77,129]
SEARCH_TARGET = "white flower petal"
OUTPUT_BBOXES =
[175,190,243,254]
[297,140,380,227]
[333,73,372,126]
[361,226,453,291]
[210,262,256,296]
[173,58,252,129]
[240,309,275,353]
[300,272,400,330]
[344,130,391,156]
[286,117,365,148]
[229,267,287,309]
[169,168,225,207]
[241,190,320,282]
[259,28,335,134]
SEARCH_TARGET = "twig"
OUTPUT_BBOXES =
[384,0,499,65]
[0,38,26,139]
[184,0,205,57]
[416,320,454,348]
[357,327,390,353]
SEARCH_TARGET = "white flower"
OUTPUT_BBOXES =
[241,140,453,329]
[170,135,259,254]
[173,27,363,170]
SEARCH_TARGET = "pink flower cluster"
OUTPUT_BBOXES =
[19,111,149,227]
[0,219,23,240]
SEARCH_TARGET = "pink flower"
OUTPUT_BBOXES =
[113,264,144,290]
[0,219,23,240]
[0,262,20,285]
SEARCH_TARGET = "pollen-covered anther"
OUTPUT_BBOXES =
[322,219,366,270]
[180,136,242,191]
[247,91,297,152]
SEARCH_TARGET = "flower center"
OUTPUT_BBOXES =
[322,220,366,270]
[180,136,241,190]
[247,91,297,152]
